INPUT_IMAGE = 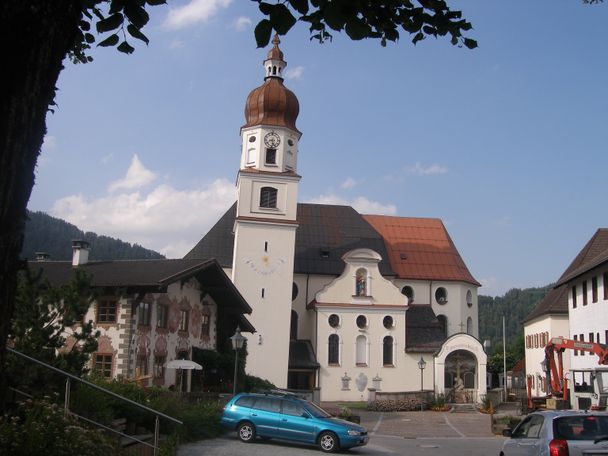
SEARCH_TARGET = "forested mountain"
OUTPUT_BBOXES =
[479,285,552,348]
[22,211,164,261]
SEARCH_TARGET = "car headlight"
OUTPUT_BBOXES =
[347,429,362,436]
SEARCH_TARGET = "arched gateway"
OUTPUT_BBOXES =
[435,333,487,403]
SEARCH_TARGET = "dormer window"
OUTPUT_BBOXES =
[265,148,277,165]
[260,187,277,208]
[355,268,367,297]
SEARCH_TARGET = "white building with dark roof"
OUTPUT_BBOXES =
[185,38,487,402]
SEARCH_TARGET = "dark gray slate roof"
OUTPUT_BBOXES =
[288,340,320,370]
[184,202,394,276]
[28,258,255,332]
[523,285,568,323]
[405,305,446,352]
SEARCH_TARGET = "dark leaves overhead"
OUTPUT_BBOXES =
[253,0,478,50]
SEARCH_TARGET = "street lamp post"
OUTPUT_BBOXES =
[230,326,246,396]
[418,357,426,412]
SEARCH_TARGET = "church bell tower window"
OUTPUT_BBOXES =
[260,187,278,208]
[265,148,277,165]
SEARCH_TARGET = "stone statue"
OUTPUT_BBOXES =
[453,377,466,403]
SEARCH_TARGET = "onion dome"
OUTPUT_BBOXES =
[243,35,300,133]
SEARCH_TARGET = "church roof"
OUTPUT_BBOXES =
[28,258,255,332]
[405,305,446,352]
[555,228,608,287]
[363,215,481,286]
[184,203,395,276]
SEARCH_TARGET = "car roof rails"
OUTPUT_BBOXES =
[262,389,299,398]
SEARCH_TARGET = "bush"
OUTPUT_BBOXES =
[367,398,422,412]
[430,394,451,411]
[243,375,276,392]
[0,397,118,456]
[176,402,223,442]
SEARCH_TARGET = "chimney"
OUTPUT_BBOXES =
[35,252,50,261]
[72,240,90,266]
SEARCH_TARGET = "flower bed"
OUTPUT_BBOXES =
[367,398,423,412]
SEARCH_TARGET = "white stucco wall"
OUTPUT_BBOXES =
[568,268,608,370]
[524,314,569,397]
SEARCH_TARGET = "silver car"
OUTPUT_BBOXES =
[500,410,608,456]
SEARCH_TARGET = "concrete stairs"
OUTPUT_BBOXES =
[450,403,477,413]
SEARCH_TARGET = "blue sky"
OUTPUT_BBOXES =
[30,0,608,296]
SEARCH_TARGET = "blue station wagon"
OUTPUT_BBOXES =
[221,392,368,452]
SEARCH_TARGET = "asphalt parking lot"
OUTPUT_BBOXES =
[178,410,505,456]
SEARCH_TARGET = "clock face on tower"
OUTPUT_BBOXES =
[264,131,281,148]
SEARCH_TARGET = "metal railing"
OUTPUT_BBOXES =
[7,347,182,456]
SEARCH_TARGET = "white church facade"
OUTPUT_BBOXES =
[185,36,487,403]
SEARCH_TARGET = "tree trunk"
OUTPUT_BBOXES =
[0,0,83,411]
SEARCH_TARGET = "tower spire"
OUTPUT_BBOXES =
[264,34,286,80]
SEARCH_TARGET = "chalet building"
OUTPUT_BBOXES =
[184,36,487,402]
[29,242,254,390]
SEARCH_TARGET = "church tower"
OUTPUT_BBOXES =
[232,36,301,387]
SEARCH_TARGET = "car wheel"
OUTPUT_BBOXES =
[238,422,256,443]
[318,431,339,453]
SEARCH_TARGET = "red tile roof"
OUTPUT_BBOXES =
[362,215,480,286]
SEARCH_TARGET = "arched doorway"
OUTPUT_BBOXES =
[444,349,477,403]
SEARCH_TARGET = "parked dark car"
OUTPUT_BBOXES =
[220,392,368,453]
[500,410,608,456]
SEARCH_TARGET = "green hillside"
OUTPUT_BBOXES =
[22,211,164,261]
[479,285,552,347]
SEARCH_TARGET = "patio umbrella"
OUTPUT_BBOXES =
[165,360,203,370]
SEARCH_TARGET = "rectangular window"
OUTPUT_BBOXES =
[154,356,166,379]
[138,302,151,326]
[605,330,608,345]
[265,148,277,165]
[572,286,577,308]
[604,273,608,300]
[94,354,113,378]
[259,187,278,208]
[583,281,588,306]
[179,310,189,332]
[573,334,578,356]
[590,332,595,344]
[593,277,598,303]
[580,334,585,355]
[201,314,210,338]
[157,304,168,329]
[97,298,117,323]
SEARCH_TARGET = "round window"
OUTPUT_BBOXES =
[292,282,299,301]
[287,139,294,146]
[249,136,256,143]
[356,315,367,329]
[328,314,340,328]
[383,315,394,329]
[466,290,473,308]
[435,287,448,304]
[401,286,414,303]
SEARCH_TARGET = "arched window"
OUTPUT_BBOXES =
[401,285,414,303]
[355,268,367,296]
[435,287,448,304]
[466,290,473,307]
[356,335,367,366]
[383,336,394,366]
[466,317,473,335]
[437,315,448,338]
[290,310,298,340]
[260,187,277,208]
[328,334,339,365]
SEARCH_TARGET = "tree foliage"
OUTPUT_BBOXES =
[6,268,99,397]
[22,211,164,261]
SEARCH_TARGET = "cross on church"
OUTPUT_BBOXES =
[458,321,466,331]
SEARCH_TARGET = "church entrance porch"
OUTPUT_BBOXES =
[434,333,487,404]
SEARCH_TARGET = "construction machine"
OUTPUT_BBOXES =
[528,337,608,410]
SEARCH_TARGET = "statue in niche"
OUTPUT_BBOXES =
[453,376,467,403]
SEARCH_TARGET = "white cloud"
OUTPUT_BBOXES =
[108,155,157,192]
[405,162,448,176]
[285,66,304,80]
[169,39,186,49]
[164,0,233,30]
[340,177,358,190]
[306,194,397,215]
[233,16,252,31]
[52,178,236,258]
